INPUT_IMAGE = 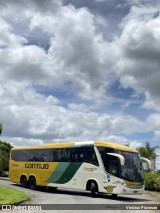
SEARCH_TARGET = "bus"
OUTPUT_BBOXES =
[9,141,151,197]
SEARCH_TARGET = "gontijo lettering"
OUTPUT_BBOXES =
[25,163,49,169]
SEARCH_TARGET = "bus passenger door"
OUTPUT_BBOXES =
[83,147,104,192]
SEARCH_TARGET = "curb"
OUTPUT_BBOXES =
[0,177,9,181]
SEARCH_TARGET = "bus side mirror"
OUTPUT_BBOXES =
[107,153,125,166]
[141,157,152,170]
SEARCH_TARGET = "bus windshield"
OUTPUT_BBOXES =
[116,150,144,182]
[98,147,144,182]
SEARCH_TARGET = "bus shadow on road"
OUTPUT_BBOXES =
[55,189,151,203]
[13,183,151,203]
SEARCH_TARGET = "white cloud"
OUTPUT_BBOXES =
[141,92,160,111]
[146,113,160,131]
[117,5,160,110]
[0,17,27,47]
[0,1,160,148]
[0,45,47,82]
[154,130,160,140]
[129,141,143,149]
[2,137,44,148]
[0,1,118,100]
[0,81,145,145]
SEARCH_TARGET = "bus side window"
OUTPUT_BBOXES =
[52,149,58,162]
[26,149,51,162]
[57,149,62,162]
[11,150,27,161]
[60,148,68,162]
[108,157,118,176]
[66,148,72,162]
[78,148,85,162]
[86,147,99,166]
[72,150,79,161]
[52,148,68,162]
[70,148,85,162]
[39,149,51,162]
[28,150,39,162]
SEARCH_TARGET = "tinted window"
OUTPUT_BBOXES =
[11,147,99,165]
[27,149,51,162]
[52,147,99,165]
[98,147,119,176]
[11,149,51,162]
[108,156,118,176]
[11,150,27,161]
[52,148,69,162]
[85,147,99,165]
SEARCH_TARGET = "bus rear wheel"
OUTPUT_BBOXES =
[29,176,36,190]
[20,175,28,188]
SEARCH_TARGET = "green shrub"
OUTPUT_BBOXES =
[144,171,160,191]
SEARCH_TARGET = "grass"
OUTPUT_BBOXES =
[0,185,31,205]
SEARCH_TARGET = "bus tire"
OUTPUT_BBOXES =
[112,194,117,198]
[90,182,97,198]
[29,176,36,190]
[20,175,28,188]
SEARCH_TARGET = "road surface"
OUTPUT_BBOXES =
[0,179,160,213]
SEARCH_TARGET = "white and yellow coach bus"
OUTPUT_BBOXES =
[9,141,151,197]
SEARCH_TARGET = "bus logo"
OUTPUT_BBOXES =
[104,185,116,193]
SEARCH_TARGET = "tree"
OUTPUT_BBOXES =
[137,142,159,160]
[137,142,159,171]
[0,148,9,171]
[0,141,13,174]
[0,141,13,153]
[0,141,13,171]
[0,124,13,175]
[0,123,2,136]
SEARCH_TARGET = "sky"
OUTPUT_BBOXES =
[0,0,160,169]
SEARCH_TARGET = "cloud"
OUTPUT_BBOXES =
[141,92,160,111]
[0,81,145,144]
[3,137,44,147]
[0,17,27,47]
[154,130,160,140]
[0,0,61,14]
[0,45,48,82]
[0,1,118,100]
[146,113,160,131]
[0,0,160,148]
[117,5,160,110]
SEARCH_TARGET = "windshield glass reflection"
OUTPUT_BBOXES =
[116,150,144,182]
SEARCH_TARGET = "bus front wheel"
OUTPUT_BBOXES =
[112,194,117,198]
[20,175,28,188]
[29,176,36,190]
[90,182,97,198]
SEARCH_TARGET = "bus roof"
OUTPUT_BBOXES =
[95,141,138,153]
[12,141,138,153]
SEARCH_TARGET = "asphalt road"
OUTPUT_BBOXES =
[0,179,160,213]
